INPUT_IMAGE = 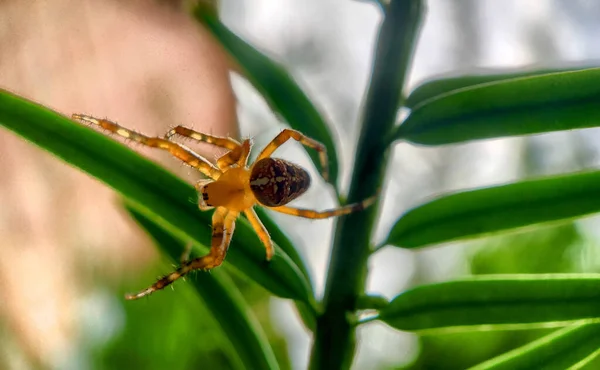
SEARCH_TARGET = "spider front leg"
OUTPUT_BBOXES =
[257,129,330,182]
[166,125,241,150]
[72,114,222,179]
[125,207,238,300]
[165,126,250,170]
[216,139,251,169]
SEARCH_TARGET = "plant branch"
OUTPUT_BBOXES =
[309,1,424,368]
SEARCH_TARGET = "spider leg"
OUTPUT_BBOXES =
[256,129,330,182]
[244,208,274,260]
[269,194,378,219]
[166,126,252,170]
[216,139,252,169]
[72,114,221,179]
[166,125,241,150]
[125,207,238,300]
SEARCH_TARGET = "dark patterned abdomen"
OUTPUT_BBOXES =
[250,158,311,207]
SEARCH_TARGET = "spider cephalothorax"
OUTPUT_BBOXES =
[72,114,377,299]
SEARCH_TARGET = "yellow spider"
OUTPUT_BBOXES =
[72,114,377,300]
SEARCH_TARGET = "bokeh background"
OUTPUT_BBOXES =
[2,0,600,369]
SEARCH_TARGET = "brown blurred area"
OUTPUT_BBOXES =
[0,0,237,367]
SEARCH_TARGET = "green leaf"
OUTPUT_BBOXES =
[395,68,600,145]
[126,205,280,370]
[378,275,600,332]
[385,170,600,249]
[470,321,600,370]
[193,5,339,189]
[405,66,594,109]
[0,88,313,304]
[356,294,389,310]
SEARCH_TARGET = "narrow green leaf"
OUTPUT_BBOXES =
[395,68,600,145]
[356,294,389,310]
[126,205,280,370]
[385,170,600,249]
[0,88,313,304]
[193,5,339,189]
[405,66,594,109]
[470,321,600,370]
[378,275,600,332]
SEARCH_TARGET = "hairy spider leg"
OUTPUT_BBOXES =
[243,208,274,260]
[166,125,241,149]
[125,207,238,300]
[256,129,330,182]
[168,127,251,169]
[165,126,248,170]
[72,114,221,179]
[269,194,378,219]
[217,139,252,169]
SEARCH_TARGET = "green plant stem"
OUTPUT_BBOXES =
[309,1,424,368]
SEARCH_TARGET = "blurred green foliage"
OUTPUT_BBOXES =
[4,1,600,369]
[86,263,291,370]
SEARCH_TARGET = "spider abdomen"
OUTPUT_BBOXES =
[250,158,311,207]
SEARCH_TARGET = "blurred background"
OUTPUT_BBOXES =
[2,0,600,369]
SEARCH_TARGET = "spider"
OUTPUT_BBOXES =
[72,114,377,300]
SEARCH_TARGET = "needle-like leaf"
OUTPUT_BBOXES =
[385,170,600,248]
[469,321,600,370]
[396,68,600,145]
[378,275,600,332]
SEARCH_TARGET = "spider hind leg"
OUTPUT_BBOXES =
[269,194,378,219]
